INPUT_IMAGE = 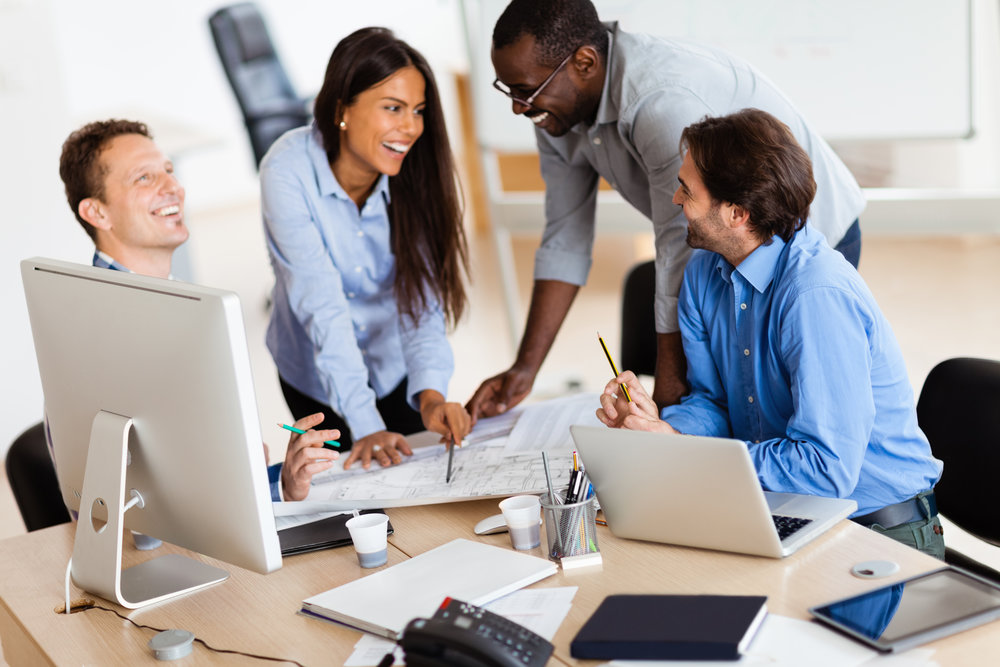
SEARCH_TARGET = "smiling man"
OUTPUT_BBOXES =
[56,119,337,504]
[467,0,866,420]
[597,109,943,558]
[59,119,189,278]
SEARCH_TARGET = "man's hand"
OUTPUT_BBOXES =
[465,365,535,424]
[597,371,678,434]
[280,412,340,501]
[467,280,580,424]
[420,390,471,446]
[342,430,413,470]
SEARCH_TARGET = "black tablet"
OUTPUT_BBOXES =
[810,567,1000,652]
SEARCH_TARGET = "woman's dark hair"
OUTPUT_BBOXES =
[314,27,468,326]
[680,108,816,243]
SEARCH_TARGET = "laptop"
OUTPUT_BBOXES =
[570,425,857,558]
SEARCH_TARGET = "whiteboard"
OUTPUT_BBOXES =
[462,0,973,151]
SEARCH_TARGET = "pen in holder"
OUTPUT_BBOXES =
[541,494,601,569]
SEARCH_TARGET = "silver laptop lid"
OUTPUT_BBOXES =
[570,425,854,558]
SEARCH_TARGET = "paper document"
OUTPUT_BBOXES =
[345,587,578,666]
[502,393,601,455]
[306,445,573,509]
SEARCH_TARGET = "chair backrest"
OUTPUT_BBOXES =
[620,260,657,377]
[5,421,70,532]
[916,357,1000,545]
[208,2,310,165]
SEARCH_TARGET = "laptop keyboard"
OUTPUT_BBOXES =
[772,514,813,541]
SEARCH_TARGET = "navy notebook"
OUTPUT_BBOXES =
[570,594,767,660]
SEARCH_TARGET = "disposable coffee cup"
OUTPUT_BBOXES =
[346,513,390,567]
[498,495,541,550]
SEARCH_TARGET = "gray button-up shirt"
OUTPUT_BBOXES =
[534,23,865,333]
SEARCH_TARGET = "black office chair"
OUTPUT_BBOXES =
[916,357,1000,581]
[5,421,71,532]
[620,260,657,377]
[208,2,311,166]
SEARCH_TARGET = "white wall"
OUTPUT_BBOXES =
[0,0,466,453]
[1,0,998,454]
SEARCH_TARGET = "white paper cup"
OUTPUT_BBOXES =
[498,495,541,550]
[346,513,390,567]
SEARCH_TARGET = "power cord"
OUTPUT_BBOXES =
[62,555,305,666]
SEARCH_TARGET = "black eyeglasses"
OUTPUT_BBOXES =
[492,50,576,108]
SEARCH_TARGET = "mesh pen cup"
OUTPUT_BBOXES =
[541,495,599,561]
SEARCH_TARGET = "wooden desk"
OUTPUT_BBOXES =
[2,502,998,666]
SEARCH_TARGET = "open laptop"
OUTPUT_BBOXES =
[570,425,857,558]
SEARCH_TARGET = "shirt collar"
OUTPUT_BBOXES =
[93,249,131,273]
[591,22,620,128]
[308,123,391,206]
[734,236,787,293]
[712,235,787,293]
[567,22,619,139]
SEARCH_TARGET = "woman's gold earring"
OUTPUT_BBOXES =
[339,121,346,130]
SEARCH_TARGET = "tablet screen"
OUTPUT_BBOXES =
[810,568,1000,651]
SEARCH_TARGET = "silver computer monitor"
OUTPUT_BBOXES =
[21,257,281,608]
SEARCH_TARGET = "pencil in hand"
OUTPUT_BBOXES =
[597,332,632,402]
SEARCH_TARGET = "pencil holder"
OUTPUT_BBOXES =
[541,495,599,562]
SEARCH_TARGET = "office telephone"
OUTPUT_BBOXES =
[400,597,553,667]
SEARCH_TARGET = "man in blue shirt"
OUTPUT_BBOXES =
[597,109,943,557]
[57,119,330,502]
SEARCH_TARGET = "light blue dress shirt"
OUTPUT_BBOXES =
[660,227,941,516]
[261,125,454,441]
[534,23,865,334]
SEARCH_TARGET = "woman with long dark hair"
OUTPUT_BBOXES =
[261,27,470,476]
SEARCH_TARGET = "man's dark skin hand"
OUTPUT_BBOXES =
[466,279,689,423]
[466,280,578,424]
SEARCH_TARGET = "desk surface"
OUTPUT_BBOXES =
[1,499,997,666]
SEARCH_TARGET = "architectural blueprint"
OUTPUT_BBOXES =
[302,394,599,509]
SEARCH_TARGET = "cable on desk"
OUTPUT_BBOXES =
[58,557,306,667]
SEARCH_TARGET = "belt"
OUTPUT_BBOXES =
[852,491,938,529]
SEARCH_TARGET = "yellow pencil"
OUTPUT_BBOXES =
[597,332,632,402]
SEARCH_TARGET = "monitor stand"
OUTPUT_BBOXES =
[71,410,229,609]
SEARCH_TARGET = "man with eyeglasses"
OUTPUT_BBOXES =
[466,0,866,421]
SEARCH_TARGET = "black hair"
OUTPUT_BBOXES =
[493,0,608,66]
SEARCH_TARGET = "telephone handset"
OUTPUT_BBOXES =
[400,597,553,667]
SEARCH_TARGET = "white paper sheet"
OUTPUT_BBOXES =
[502,393,602,455]
[344,587,577,666]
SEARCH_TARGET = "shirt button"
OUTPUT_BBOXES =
[740,303,747,310]
[754,440,760,444]
[356,230,364,237]
[593,137,602,145]
[355,266,362,273]
[743,349,750,356]
[359,324,367,332]
[346,292,355,299]
[747,396,754,404]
